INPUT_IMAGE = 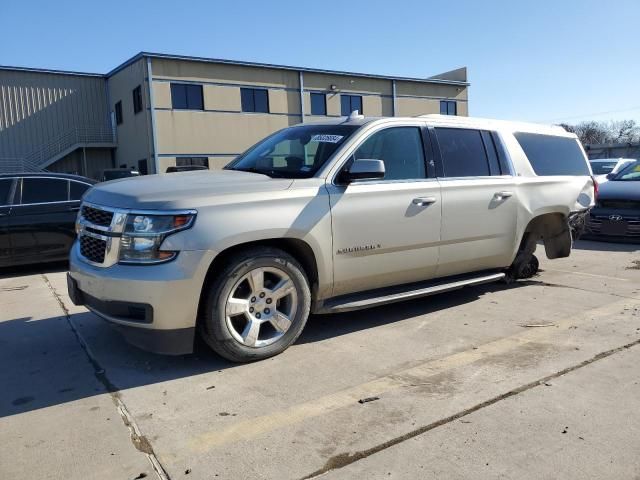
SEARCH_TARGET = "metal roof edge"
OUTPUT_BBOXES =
[107,51,469,86]
[0,64,104,78]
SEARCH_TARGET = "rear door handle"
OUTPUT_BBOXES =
[412,197,437,206]
[494,191,513,200]
[69,206,80,212]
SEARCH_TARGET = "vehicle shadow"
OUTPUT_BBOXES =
[0,261,69,279]
[573,239,639,252]
[0,281,517,419]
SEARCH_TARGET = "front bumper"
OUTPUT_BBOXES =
[583,209,640,242]
[68,242,214,355]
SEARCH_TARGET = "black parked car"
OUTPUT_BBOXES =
[584,160,640,242]
[0,173,96,267]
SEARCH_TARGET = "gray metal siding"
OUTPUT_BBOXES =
[0,70,110,158]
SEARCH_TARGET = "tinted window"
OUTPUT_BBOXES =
[590,161,617,175]
[115,101,123,125]
[176,157,209,167]
[241,88,269,113]
[481,131,502,175]
[310,93,327,115]
[132,85,143,114]
[440,101,457,116]
[514,132,590,176]
[436,128,490,177]
[614,161,640,181]
[171,83,204,110]
[354,127,426,180]
[70,181,91,200]
[21,178,68,204]
[0,179,12,204]
[341,95,363,116]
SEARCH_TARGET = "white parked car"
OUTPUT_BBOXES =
[589,158,636,184]
[68,114,595,362]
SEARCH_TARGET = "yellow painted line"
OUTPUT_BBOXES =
[188,297,636,453]
[543,268,631,282]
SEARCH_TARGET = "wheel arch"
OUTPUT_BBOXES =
[521,211,572,259]
[197,238,320,322]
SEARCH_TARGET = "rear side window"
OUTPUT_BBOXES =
[435,128,490,177]
[0,179,13,204]
[514,132,590,176]
[354,127,426,180]
[70,181,91,200]
[21,178,68,204]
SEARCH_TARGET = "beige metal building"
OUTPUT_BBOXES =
[0,52,469,178]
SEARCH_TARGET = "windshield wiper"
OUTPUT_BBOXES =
[229,167,288,178]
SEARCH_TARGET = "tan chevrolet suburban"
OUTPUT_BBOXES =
[67,114,595,362]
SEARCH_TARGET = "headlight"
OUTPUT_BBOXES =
[119,212,196,264]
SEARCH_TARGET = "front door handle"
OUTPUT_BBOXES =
[494,191,513,200]
[412,197,437,207]
[68,206,80,212]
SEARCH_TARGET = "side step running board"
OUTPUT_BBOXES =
[319,272,505,314]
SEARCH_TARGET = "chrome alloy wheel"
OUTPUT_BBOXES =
[224,266,298,348]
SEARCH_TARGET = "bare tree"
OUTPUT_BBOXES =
[557,119,640,145]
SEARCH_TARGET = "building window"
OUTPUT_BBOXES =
[310,92,327,116]
[240,88,269,113]
[115,101,123,125]
[176,157,209,168]
[340,95,363,116]
[170,83,204,110]
[132,85,143,114]
[440,100,457,116]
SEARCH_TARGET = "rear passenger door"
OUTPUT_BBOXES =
[9,177,79,263]
[431,127,518,277]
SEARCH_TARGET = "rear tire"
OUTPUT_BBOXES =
[199,247,311,362]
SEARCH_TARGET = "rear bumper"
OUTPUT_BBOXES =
[67,242,214,355]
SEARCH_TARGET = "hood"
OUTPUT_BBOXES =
[597,180,640,202]
[84,170,294,209]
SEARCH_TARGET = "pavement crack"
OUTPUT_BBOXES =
[299,337,640,480]
[42,274,171,480]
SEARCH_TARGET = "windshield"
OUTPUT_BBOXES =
[590,161,617,175]
[612,160,640,181]
[226,125,359,178]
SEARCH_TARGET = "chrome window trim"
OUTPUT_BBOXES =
[436,175,515,182]
[11,176,93,206]
[327,121,432,186]
[0,177,17,207]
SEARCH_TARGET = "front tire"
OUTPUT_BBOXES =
[199,247,311,362]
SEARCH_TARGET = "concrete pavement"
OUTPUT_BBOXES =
[0,240,639,479]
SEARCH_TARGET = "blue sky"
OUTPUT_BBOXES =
[2,0,639,124]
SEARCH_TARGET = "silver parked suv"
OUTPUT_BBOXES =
[68,114,595,362]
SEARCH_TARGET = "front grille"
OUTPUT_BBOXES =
[598,200,640,210]
[80,235,107,263]
[81,205,113,227]
[586,215,640,237]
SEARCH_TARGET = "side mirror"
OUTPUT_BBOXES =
[342,159,385,183]
[606,173,615,180]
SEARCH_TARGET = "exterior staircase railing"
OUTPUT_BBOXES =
[0,125,115,174]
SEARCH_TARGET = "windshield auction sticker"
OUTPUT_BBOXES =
[311,134,343,143]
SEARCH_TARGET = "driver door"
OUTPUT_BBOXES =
[327,125,442,296]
